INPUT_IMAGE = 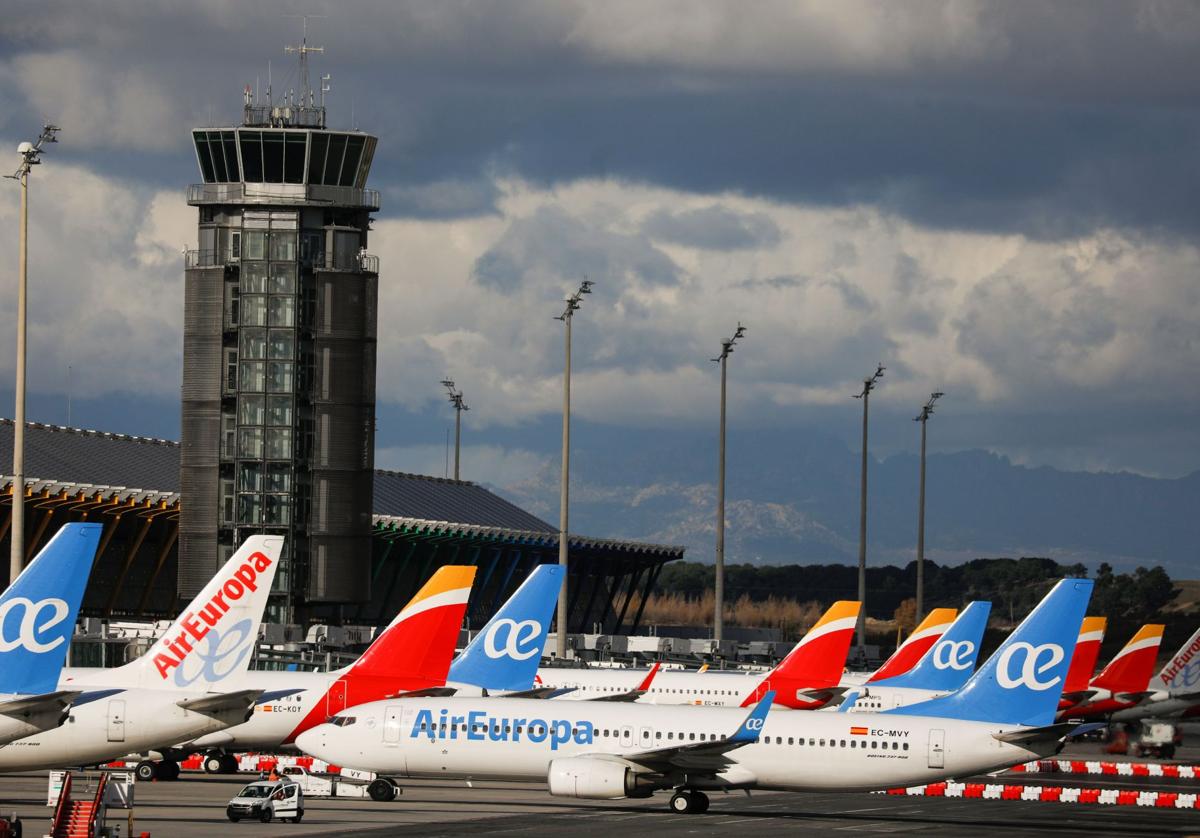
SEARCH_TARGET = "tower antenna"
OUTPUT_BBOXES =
[285,14,327,110]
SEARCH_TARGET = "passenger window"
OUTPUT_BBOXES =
[840,740,846,747]
[819,739,825,746]
[871,741,877,749]
[903,743,909,751]
[788,737,793,745]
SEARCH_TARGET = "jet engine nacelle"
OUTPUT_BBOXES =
[547,757,662,799]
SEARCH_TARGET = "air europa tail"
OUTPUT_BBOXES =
[1090,623,1165,693]
[112,535,283,691]
[346,564,476,684]
[1,523,102,695]
[742,600,860,708]
[448,564,563,691]
[867,607,958,683]
[869,601,991,692]
[890,578,1094,727]
[1155,626,1200,692]
[1062,616,1107,696]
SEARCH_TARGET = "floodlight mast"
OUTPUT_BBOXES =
[7,124,59,584]
[914,390,943,622]
[712,323,746,643]
[441,379,469,481]
[555,279,594,659]
[851,362,884,651]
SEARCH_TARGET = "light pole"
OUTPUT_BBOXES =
[712,323,746,642]
[852,362,884,649]
[555,279,593,658]
[914,391,943,622]
[440,379,468,481]
[7,125,59,582]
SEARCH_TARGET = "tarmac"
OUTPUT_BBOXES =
[0,742,1196,836]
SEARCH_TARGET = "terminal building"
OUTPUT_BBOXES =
[1,420,681,636]
[1,46,683,637]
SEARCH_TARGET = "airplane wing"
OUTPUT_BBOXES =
[386,687,459,699]
[1058,689,1097,706]
[176,689,264,716]
[494,687,574,700]
[0,690,81,719]
[612,692,774,773]
[992,721,1104,746]
[1114,691,1156,704]
[795,685,849,707]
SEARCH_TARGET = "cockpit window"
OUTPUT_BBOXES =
[331,715,357,727]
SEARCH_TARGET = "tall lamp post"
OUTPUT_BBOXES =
[7,125,59,582]
[712,323,746,642]
[914,391,943,622]
[852,363,884,649]
[555,279,593,658]
[440,379,468,480]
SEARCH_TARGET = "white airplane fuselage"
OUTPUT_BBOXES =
[297,697,1050,794]
[0,688,249,771]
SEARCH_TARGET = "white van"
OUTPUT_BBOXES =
[226,779,304,823]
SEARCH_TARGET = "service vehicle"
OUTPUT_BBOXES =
[278,765,400,801]
[226,778,304,823]
[1134,721,1178,759]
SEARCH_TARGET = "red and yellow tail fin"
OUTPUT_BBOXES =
[867,607,957,683]
[349,565,476,682]
[741,601,860,709]
[1062,616,1107,694]
[1091,623,1164,693]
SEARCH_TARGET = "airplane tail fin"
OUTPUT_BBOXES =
[113,535,283,691]
[448,564,563,691]
[867,607,957,683]
[1062,616,1107,694]
[869,601,991,692]
[348,565,476,684]
[1090,623,1165,693]
[889,579,1093,727]
[1154,626,1200,692]
[1,523,102,695]
[741,600,859,708]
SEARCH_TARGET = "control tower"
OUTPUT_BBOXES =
[181,37,379,620]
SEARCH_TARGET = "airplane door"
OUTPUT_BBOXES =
[619,726,634,748]
[326,679,349,717]
[639,727,654,749]
[106,699,126,743]
[927,729,945,769]
[383,705,404,746]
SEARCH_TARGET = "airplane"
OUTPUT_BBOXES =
[0,523,102,746]
[835,601,991,713]
[173,563,562,781]
[0,535,282,777]
[1057,616,1107,709]
[1057,623,1165,719]
[1110,626,1200,723]
[537,601,861,709]
[296,578,1093,815]
[840,607,958,687]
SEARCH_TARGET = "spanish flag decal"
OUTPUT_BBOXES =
[850,726,868,735]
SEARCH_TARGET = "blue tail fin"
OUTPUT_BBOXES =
[447,564,563,691]
[869,601,991,692]
[888,579,1093,727]
[1,523,102,695]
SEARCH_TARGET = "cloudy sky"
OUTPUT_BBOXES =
[2,0,1199,508]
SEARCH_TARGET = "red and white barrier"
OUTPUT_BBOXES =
[1007,760,1200,779]
[881,782,1199,809]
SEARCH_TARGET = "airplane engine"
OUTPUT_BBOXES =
[547,757,662,799]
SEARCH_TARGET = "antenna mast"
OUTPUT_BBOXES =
[285,14,326,110]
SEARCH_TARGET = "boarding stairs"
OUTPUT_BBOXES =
[48,772,107,838]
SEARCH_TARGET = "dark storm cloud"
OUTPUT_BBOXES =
[4,1,1199,237]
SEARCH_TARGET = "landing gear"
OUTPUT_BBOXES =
[134,759,180,781]
[368,779,397,802]
[221,754,239,773]
[668,790,709,814]
[204,754,225,774]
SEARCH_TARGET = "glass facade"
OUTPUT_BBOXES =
[221,208,304,598]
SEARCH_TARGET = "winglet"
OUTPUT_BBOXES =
[729,690,774,744]
[636,661,662,692]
